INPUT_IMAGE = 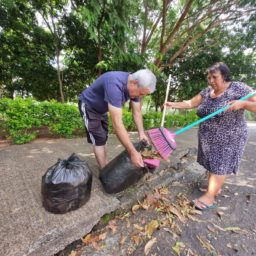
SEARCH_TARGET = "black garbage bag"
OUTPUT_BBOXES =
[41,153,92,214]
[100,141,155,194]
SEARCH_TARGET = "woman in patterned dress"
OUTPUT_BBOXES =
[165,62,256,210]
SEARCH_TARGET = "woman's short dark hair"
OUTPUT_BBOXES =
[207,62,232,82]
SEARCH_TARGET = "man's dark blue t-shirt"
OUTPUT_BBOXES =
[79,71,139,114]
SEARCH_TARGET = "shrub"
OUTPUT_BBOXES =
[0,98,83,144]
[0,98,200,144]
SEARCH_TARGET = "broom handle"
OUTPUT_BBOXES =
[175,91,256,135]
[161,75,172,127]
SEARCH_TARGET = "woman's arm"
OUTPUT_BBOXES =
[228,100,256,112]
[165,93,203,109]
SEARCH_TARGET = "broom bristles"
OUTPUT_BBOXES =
[147,127,176,160]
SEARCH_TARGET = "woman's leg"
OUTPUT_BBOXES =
[194,173,226,208]
[198,172,222,195]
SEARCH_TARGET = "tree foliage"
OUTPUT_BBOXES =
[0,0,255,107]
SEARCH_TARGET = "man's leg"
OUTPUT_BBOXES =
[93,145,107,169]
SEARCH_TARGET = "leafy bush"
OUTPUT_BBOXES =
[0,98,200,144]
[143,110,199,130]
[0,98,83,144]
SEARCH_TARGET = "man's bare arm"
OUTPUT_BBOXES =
[108,103,144,167]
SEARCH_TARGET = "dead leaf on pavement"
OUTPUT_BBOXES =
[139,200,150,210]
[144,237,157,255]
[145,220,159,237]
[224,226,241,231]
[211,223,225,231]
[207,225,215,233]
[106,220,117,234]
[68,251,77,256]
[187,214,202,222]
[167,204,187,223]
[196,235,215,253]
[131,233,144,246]
[82,232,107,249]
[172,241,185,256]
[159,187,169,195]
[119,234,127,245]
[134,223,144,231]
[224,226,247,234]
[132,204,141,214]
[163,227,179,240]
[126,219,131,228]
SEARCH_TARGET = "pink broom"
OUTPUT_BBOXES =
[147,75,176,160]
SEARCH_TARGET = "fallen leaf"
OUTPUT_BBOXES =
[119,235,127,245]
[167,205,187,223]
[68,251,77,256]
[187,214,202,222]
[132,204,141,214]
[211,223,225,231]
[82,234,91,245]
[107,220,117,234]
[144,237,157,255]
[82,232,107,249]
[139,200,150,210]
[134,223,144,231]
[126,219,131,228]
[98,232,107,240]
[207,225,215,233]
[196,235,215,253]
[224,226,241,232]
[145,220,159,237]
[172,241,185,256]
[159,187,169,195]
[163,227,179,240]
[131,233,143,246]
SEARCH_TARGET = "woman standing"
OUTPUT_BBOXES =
[165,62,256,210]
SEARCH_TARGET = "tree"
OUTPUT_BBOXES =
[31,0,70,102]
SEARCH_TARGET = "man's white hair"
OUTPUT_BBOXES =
[131,69,156,93]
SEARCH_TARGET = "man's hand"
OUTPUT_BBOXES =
[139,132,150,145]
[130,150,144,168]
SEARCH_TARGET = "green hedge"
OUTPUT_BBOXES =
[0,98,199,144]
[0,98,83,144]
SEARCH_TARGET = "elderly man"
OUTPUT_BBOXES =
[78,69,157,169]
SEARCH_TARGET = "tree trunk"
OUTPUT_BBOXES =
[56,48,64,103]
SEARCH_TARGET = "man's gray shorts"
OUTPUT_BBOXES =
[78,101,108,146]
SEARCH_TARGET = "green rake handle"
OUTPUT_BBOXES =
[175,91,256,136]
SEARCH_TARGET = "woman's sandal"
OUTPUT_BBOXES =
[192,199,216,211]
